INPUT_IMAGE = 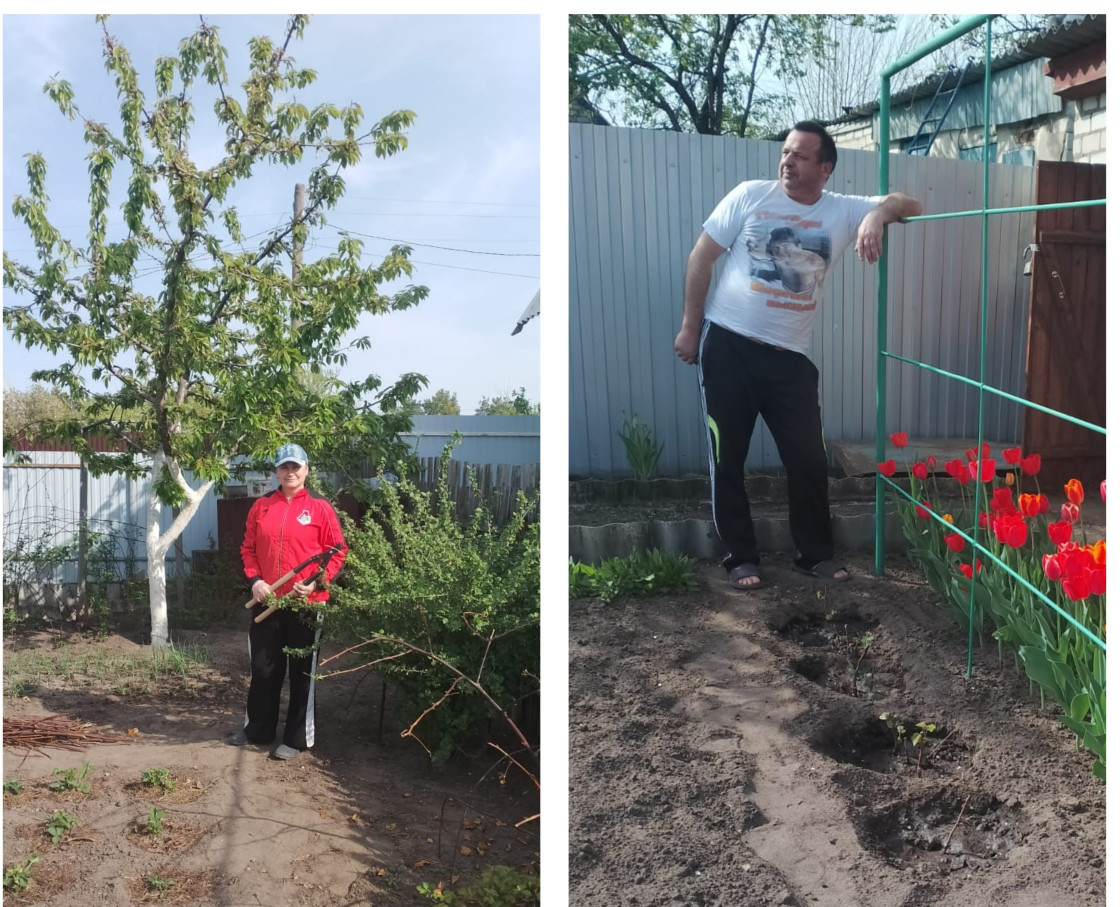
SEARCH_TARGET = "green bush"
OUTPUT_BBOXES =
[325,448,539,764]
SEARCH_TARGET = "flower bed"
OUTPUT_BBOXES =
[879,434,1106,779]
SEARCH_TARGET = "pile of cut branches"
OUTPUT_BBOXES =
[3,716,130,753]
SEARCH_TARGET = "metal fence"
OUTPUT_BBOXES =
[569,123,1036,478]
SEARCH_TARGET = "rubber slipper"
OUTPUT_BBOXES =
[794,559,850,582]
[729,562,765,590]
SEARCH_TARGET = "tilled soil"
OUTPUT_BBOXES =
[568,550,1104,907]
[2,625,539,906]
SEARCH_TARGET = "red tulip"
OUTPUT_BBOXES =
[991,487,1015,515]
[965,442,991,463]
[925,455,938,471]
[1039,494,1050,514]
[1100,480,1106,503]
[1048,520,1073,546]
[1062,574,1091,602]
[912,462,929,480]
[1018,493,1045,518]
[967,458,996,483]
[916,502,932,520]
[1020,454,1041,476]
[944,458,964,480]
[993,513,1028,548]
[1062,502,1081,524]
[890,431,909,449]
[1064,478,1084,505]
[877,459,896,477]
[1042,554,1063,581]
[1088,567,1106,596]
[945,533,966,553]
[1002,447,1021,465]
[959,561,982,579]
[977,511,990,530]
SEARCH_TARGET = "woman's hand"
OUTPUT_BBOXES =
[251,579,271,603]
[292,580,316,599]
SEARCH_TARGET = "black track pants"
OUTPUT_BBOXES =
[698,321,833,568]
[242,605,322,750]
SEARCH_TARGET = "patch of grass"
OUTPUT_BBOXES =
[418,866,540,906]
[4,778,25,795]
[146,874,176,898]
[3,641,212,697]
[570,549,697,603]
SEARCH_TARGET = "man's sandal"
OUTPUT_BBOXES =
[729,562,765,590]
[793,559,850,582]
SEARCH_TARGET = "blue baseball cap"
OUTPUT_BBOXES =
[274,443,309,467]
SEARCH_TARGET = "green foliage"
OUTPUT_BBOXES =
[417,866,540,906]
[570,15,845,135]
[144,807,168,837]
[140,768,175,792]
[326,446,539,764]
[146,875,176,897]
[421,388,461,415]
[617,413,662,480]
[3,15,429,645]
[3,779,24,795]
[475,387,539,415]
[3,853,39,892]
[569,549,696,603]
[45,810,78,843]
[48,763,92,793]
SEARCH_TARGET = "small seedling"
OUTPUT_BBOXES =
[140,767,176,792]
[911,721,938,773]
[48,762,93,793]
[3,853,40,892]
[146,875,177,898]
[879,712,906,750]
[144,807,168,837]
[45,810,78,843]
[4,778,25,795]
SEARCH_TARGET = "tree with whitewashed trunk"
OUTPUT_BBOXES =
[3,15,427,647]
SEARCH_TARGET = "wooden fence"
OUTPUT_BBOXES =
[412,458,540,525]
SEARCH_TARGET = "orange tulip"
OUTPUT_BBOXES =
[1064,478,1084,505]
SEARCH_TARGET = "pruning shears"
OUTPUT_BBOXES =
[244,543,344,624]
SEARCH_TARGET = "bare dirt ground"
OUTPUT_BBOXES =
[2,623,539,906]
[569,550,1104,907]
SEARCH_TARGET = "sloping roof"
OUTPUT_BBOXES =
[824,14,1105,126]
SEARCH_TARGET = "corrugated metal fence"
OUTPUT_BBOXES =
[569,124,1036,477]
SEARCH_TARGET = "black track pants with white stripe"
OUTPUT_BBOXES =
[698,321,834,569]
[243,606,322,750]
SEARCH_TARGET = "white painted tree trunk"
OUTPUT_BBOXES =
[146,449,215,648]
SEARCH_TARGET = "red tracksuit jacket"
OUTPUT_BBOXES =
[241,488,347,603]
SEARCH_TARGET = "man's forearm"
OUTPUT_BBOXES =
[876,192,924,224]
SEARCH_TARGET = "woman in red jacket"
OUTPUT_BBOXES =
[226,442,347,760]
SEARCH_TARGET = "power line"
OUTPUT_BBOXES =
[323,223,539,257]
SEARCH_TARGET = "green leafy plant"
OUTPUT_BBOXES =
[144,807,168,837]
[911,721,937,773]
[45,810,78,843]
[417,865,540,906]
[48,763,92,793]
[324,444,540,766]
[3,778,24,795]
[140,768,176,793]
[569,549,696,603]
[2,853,39,892]
[146,874,176,897]
[617,413,663,480]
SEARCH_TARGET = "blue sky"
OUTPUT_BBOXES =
[2,13,540,413]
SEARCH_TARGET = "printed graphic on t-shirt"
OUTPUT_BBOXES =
[297,509,312,526]
[744,212,833,311]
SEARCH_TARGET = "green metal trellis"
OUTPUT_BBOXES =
[871,15,1106,677]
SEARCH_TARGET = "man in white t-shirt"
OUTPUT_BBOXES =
[674,121,922,590]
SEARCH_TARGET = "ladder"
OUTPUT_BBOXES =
[906,67,967,156]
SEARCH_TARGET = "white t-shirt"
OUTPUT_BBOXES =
[702,180,881,356]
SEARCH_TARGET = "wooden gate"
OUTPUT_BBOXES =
[1022,161,1105,492]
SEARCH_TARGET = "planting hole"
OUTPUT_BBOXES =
[775,609,878,648]
[808,713,895,773]
[792,655,828,684]
[857,790,1023,868]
